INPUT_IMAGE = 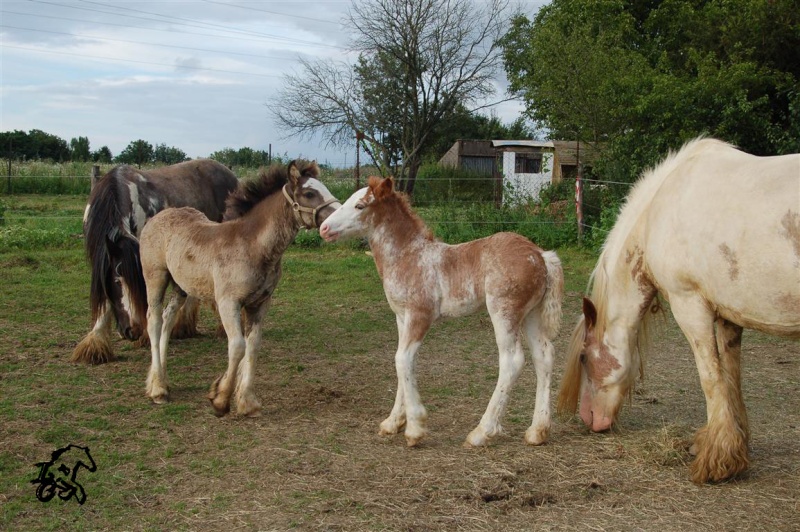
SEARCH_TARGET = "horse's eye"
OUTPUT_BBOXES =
[579,352,587,364]
[303,191,315,199]
[355,203,365,210]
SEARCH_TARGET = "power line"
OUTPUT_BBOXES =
[3,44,282,78]
[2,8,343,47]
[23,0,348,50]
[200,0,344,26]
[1,24,299,61]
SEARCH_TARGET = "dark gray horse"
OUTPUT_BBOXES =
[73,159,238,364]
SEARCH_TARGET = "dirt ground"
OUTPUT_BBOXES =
[2,250,799,531]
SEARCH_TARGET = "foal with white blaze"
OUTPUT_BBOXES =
[138,160,340,416]
[320,176,563,447]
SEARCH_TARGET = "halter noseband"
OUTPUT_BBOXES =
[282,184,338,229]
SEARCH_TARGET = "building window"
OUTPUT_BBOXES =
[515,154,541,174]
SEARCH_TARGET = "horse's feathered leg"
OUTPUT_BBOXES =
[670,295,749,483]
[466,310,525,447]
[71,304,115,364]
[171,295,200,339]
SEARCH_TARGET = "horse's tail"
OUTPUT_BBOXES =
[85,175,120,322]
[112,234,148,333]
[539,250,564,340]
[84,172,147,330]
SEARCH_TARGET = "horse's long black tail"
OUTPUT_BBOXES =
[112,235,148,331]
[84,173,147,330]
[85,176,119,322]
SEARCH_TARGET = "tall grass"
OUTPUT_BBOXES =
[1,161,595,250]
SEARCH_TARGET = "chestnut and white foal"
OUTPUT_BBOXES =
[320,176,563,447]
[138,160,340,416]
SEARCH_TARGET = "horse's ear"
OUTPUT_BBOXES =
[582,297,597,329]
[373,177,394,199]
[288,160,300,186]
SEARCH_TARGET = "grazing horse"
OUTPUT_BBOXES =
[72,159,239,365]
[320,176,563,447]
[138,160,340,416]
[557,137,800,483]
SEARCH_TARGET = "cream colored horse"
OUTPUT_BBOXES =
[320,176,563,447]
[138,160,339,416]
[558,137,800,483]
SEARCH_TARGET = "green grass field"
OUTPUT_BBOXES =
[2,194,798,531]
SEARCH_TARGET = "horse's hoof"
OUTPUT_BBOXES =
[524,426,549,446]
[151,394,169,405]
[405,436,423,447]
[209,398,230,417]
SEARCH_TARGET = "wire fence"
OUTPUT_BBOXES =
[1,164,635,250]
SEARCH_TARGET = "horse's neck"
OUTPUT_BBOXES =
[367,199,431,276]
[595,234,656,340]
[247,193,299,258]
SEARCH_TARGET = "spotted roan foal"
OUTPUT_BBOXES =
[320,176,563,447]
[138,160,340,416]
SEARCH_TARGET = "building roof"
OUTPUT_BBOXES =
[491,140,554,149]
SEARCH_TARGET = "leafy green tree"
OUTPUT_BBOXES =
[116,140,154,168]
[502,0,800,184]
[70,136,91,162]
[92,146,113,163]
[22,129,70,161]
[153,143,188,165]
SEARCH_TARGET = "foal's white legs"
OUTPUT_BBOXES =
[145,277,182,404]
[209,299,263,417]
[670,294,749,483]
[523,312,554,445]
[233,305,267,417]
[380,313,431,446]
[466,312,526,447]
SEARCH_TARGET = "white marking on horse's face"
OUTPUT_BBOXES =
[319,186,371,242]
[304,178,341,207]
[580,325,630,432]
[127,183,148,236]
[83,203,91,223]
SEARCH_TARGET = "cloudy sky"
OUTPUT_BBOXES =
[1,0,544,166]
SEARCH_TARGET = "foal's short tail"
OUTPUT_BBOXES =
[540,251,564,339]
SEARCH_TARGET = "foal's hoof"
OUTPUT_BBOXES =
[151,394,170,405]
[524,426,549,446]
[209,400,230,418]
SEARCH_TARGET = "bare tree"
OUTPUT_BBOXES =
[272,0,513,195]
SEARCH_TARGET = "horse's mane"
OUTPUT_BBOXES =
[559,137,729,415]
[224,160,318,221]
[368,176,434,241]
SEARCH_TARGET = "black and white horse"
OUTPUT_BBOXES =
[72,159,239,364]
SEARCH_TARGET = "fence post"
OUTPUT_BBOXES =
[575,139,584,242]
[91,165,101,191]
[6,159,11,194]
[355,131,363,190]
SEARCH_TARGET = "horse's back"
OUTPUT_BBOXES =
[644,142,800,335]
[142,160,238,221]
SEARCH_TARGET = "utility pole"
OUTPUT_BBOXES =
[355,131,364,190]
[575,139,584,242]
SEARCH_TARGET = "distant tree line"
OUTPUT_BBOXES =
[0,130,190,167]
